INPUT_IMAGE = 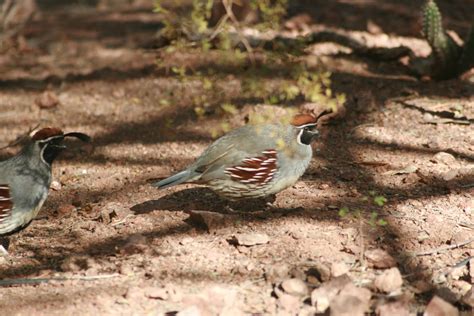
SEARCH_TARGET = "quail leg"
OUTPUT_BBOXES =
[263,194,277,210]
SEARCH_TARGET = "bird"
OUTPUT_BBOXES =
[0,127,90,256]
[153,113,320,201]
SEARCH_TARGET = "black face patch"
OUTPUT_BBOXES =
[40,137,65,165]
[299,125,319,145]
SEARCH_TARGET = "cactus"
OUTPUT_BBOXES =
[421,0,472,79]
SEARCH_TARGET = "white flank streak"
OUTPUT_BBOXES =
[235,166,267,172]
[0,186,9,189]
[262,150,276,155]
[255,172,266,176]
[0,197,10,201]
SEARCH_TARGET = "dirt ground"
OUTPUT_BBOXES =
[0,0,473,315]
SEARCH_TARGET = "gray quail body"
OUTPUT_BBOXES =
[0,127,90,255]
[153,114,319,200]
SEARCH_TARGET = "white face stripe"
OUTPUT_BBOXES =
[297,129,305,145]
[37,135,64,144]
[38,135,64,166]
[295,123,317,129]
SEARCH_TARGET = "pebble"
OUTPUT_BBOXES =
[280,278,308,297]
[365,249,397,269]
[374,268,403,293]
[424,296,458,316]
[233,233,269,246]
[431,152,456,164]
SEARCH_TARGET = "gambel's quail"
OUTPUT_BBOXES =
[0,127,90,255]
[153,113,320,200]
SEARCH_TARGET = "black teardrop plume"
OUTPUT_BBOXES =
[63,132,91,142]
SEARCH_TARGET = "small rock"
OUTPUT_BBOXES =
[311,288,331,314]
[50,180,62,191]
[338,283,371,307]
[431,152,456,165]
[311,274,352,313]
[330,294,366,316]
[412,280,433,294]
[35,91,59,109]
[462,287,474,307]
[232,233,269,246]
[435,286,457,303]
[180,285,240,315]
[319,183,330,190]
[331,261,350,277]
[403,172,420,184]
[265,263,290,283]
[145,287,168,300]
[374,268,403,293]
[119,264,134,276]
[441,169,458,181]
[376,301,409,316]
[452,280,472,297]
[449,265,468,280]
[424,296,458,316]
[298,305,317,316]
[281,278,308,297]
[56,204,76,217]
[365,249,397,269]
[176,305,202,316]
[278,292,301,312]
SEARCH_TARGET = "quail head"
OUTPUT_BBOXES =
[153,113,320,200]
[0,127,90,255]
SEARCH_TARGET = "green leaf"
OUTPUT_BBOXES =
[338,207,349,217]
[374,196,388,207]
[377,219,388,226]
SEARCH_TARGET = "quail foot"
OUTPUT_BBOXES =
[153,113,320,206]
[0,127,90,256]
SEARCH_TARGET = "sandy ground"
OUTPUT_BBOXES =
[0,1,473,315]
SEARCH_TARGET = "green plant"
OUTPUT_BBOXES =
[154,0,345,138]
[338,192,388,228]
[422,0,474,79]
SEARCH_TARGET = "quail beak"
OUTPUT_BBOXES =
[310,129,320,137]
[51,144,67,150]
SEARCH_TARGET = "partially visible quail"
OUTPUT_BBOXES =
[153,113,320,200]
[0,127,90,255]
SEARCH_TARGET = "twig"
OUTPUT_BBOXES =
[209,14,229,40]
[222,0,255,65]
[410,237,474,257]
[0,273,121,287]
[111,214,134,226]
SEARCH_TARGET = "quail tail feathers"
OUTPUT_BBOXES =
[152,169,193,189]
